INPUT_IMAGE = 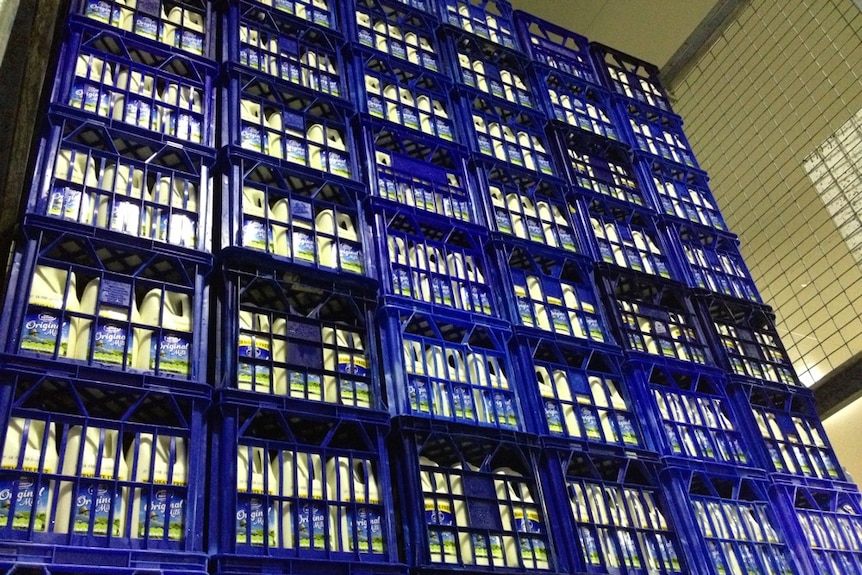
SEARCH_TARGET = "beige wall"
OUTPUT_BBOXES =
[824,396,862,484]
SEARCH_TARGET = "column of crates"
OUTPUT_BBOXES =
[0,1,217,574]
[341,0,562,572]
[209,2,403,575]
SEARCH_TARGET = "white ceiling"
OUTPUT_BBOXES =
[509,0,719,68]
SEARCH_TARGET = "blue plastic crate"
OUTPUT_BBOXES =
[209,402,398,564]
[371,208,501,321]
[349,47,461,144]
[223,68,357,181]
[662,469,802,575]
[377,307,521,430]
[625,361,762,473]
[590,43,675,116]
[356,121,479,224]
[345,0,444,74]
[29,116,213,255]
[552,129,652,209]
[534,70,619,142]
[241,0,340,32]
[221,151,372,280]
[216,267,384,417]
[583,197,682,281]
[737,384,847,487]
[73,0,214,59]
[770,483,862,574]
[516,338,649,452]
[436,0,519,52]
[597,270,714,367]
[636,155,729,232]
[616,99,700,170]
[443,30,538,111]
[226,1,350,103]
[541,450,689,574]
[475,165,583,254]
[459,90,556,177]
[493,243,614,347]
[0,229,210,384]
[673,224,762,304]
[54,22,216,150]
[699,297,799,388]
[512,11,597,85]
[389,424,557,570]
[0,368,209,573]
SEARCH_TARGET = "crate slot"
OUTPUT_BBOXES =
[7,232,206,381]
[600,273,711,365]
[221,270,380,412]
[380,309,518,429]
[464,93,555,175]
[587,199,676,279]
[230,1,347,101]
[33,118,211,253]
[248,0,337,31]
[704,298,797,387]
[446,32,536,110]
[361,124,475,223]
[393,430,552,569]
[77,0,212,57]
[214,409,394,559]
[553,453,687,573]
[513,11,596,84]
[676,225,761,303]
[638,157,728,231]
[225,155,367,276]
[618,101,699,170]
[354,49,458,143]
[375,210,497,319]
[522,341,640,447]
[437,0,518,51]
[59,24,215,147]
[479,166,581,253]
[499,245,610,345]
[228,72,354,179]
[0,372,208,563]
[591,43,674,115]
[349,0,443,73]
[539,71,618,140]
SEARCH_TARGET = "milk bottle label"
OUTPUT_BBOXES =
[236,498,275,545]
[71,84,108,116]
[238,335,271,388]
[73,483,122,535]
[618,415,638,445]
[544,400,563,434]
[291,371,322,399]
[435,119,453,142]
[136,16,159,40]
[151,334,190,375]
[276,0,295,14]
[550,308,569,334]
[473,532,503,562]
[402,108,419,131]
[489,79,505,100]
[93,322,132,367]
[538,157,553,175]
[358,28,373,47]
[477,134,493,156]
[340,244,363,274]
[495,209,512,234]
[409,378,431,413]
[21,311,70,356]
[515,508,548,562]
[0,478,50,530]
[368,95,384,118]
[390,42,406,60]
[297,502,327,548]
[243,220,271,251]
[180,31,203,55]
[422,54,438,72]
[312,10,329,27]
[293,230,316,262]
[326,151,350,178]
[579,526,600,564]
[49,187,83,221]
[527,219,544,243]
[241,126,263,152]
[581,407,601,440]
[138,489,185,540]
[348,507,384,553]
[86,1,111,22]
[451,386,475,420]
[426,501,456,556]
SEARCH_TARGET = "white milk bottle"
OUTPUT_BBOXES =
[328,457,382,553]
[241,99,264,153]
[127,434,187,540]
[152,175,197,247]
[265,109,284,159]
[421,456,464,563]
[72,54,112,117]
[238,311,272,392]
[51,149,98,223]
[270,318,289,397]
[236,446,276,546]
[322,327,368,407]
[0,418,58,532]
[102,163,145,235]
[281,451,326,549]
[527,275,552,331]
[270,199,291,257]
[76,278,138,368]
[55,426,127,536]
[109,0,135,32]
[242,186,272,252]
[22,266,79,358]
[494,468,547,568]
[113,69,157,130]
[137,289,192,376]
[316,210,360,272]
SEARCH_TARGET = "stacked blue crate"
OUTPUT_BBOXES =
[213,3,403,575]
[0,2,218,572]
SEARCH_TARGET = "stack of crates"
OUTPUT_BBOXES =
[212,2,403,575]
[0,1,217,574]
[1,2,860,575]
